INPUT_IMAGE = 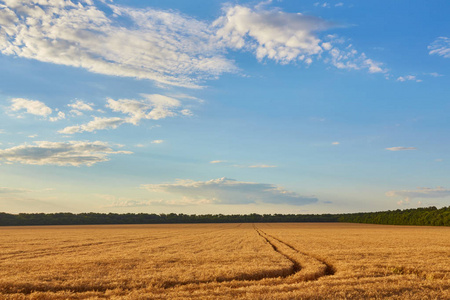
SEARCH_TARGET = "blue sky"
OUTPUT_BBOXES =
[0,0,449,214]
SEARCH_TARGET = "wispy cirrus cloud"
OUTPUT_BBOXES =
[385,146,417,151]
[0,141,132,166]
[9,98,52,117]
[142,177,317,205]
[428,37,450,58]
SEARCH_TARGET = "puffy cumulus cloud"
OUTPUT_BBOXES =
[0,1,386,87]
[214,5,386,73]
[58,117,126,134]
[68,100,94,115]
[326,44,386,73]
[9,98,52,117]
[386,187,450,205]
[60,94,192,134]
[10,98,67,121]
[68,100,94,111]
[142,177,318,206]
[49,111,66,122]
[106,94,188,124]
[0,0,236,88]
[214,5,330,64]
[0,140,132,166]
[428,37,450,58]
[385,146,417,151]
[151,140,164,144]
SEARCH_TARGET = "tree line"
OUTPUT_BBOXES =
[0,206,448,226]
[338,206,449,226]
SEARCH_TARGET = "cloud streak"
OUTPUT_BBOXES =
[385,147,417,151]
[0,141,132,166]
[59,117,126,134]
[142,177,317,205]
[428,37,450,58]
[386,187,450,205]
[0,187,30,193]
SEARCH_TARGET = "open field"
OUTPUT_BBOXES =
[0,223,448,299]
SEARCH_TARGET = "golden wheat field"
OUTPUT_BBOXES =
[0,223,448,299]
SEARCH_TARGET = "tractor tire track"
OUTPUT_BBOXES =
[254,226,334,282]
[258,228,336,277]
[163,225,336,288]
[163,225,337,289]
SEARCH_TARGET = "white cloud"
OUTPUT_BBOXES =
[10,98,52,117]
[68,100,94,111]
[248,164,277,168]
[0,0,236,88]
[385,146,417,151]
[428,37,450,58]
[106,94,185,125]
[0,141,132,166]
[397,75,421,82]
[210,160,226,164]
[335,3,344,7]
[151,140,164,144]
[215,5,330,64]
[332,141,340,145]
[327,44,386,73]
[425,72,443,77]
[0,1,387,89]
[96,194,156,207]
[68,100,94,116]
[142,177,318,205]
[49,111,66,122]
[386,187,450,204]
[214,4,384,73]
[60,94,191,134]
[59,117,126,134]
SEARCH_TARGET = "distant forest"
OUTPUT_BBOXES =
[0,206,448,226]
